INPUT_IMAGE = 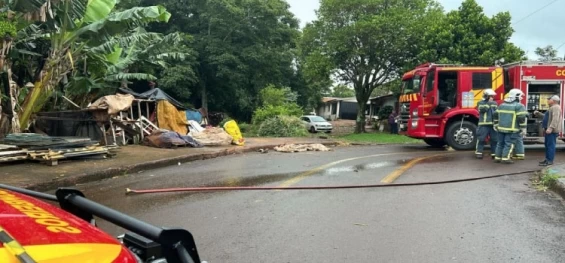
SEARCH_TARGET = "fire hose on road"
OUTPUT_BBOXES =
[125,169,541,195]
[123,149,559,195]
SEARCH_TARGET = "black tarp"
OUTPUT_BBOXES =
[33,111,104,142]
[118,87,189,110]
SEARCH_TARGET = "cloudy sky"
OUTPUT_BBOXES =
[287,0,563,60]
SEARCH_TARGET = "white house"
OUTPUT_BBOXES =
[315,97,372,121]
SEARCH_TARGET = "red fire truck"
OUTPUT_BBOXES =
[398,61,565,150]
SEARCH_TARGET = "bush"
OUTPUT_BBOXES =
[238,122,251,133]
[377,105,394,120]
[252,104,303,125]
[258,116,308,137]
[238,122,259,137]
[259,85,298,106]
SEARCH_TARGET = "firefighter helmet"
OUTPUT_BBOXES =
[483,89,496,99]
[504,88,524,102]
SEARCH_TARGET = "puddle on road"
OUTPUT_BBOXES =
[206,172,300,187]
[394,154,462,165]
[324,161,393,175]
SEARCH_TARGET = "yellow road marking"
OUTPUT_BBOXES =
[277,151,452,188]
[380,157,428,184]
[380,153,446,183]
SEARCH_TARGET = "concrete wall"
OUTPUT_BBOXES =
[317,102,339,120]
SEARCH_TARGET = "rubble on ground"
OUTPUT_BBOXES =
[273,143,331,153]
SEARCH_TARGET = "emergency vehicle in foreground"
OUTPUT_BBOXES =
[398,61,565,150]
[0,184,202,263]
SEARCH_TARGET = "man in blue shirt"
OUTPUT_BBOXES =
[534,95,562,166]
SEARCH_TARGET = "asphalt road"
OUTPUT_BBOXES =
[71,144,565,263]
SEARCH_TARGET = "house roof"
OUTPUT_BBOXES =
[321,96,376,104]
[322,97,339,103]
[369,93,396,101]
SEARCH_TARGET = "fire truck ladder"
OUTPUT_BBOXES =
[429,63,465,68]
[502,60,565,68]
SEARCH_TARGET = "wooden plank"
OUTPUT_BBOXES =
[112,120,139,136]
[0,144,17,150]
[0,155,27,163]
[0,150,27,156]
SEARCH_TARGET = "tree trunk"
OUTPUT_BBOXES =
[8,74,20,133]
[200,81,208,111]
[355,101,367,133]
[19,70,51,130]
[0,71,20,136]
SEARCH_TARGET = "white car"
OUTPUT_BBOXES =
[301,115,333,133]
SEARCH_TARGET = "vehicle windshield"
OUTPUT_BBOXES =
[401,77,420,94]
[310,116,326,122]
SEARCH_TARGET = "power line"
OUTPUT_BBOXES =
[512,0,560,25]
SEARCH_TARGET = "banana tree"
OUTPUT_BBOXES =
[6,0,172,129]
[63,27,187,106]
[0,11,21,134]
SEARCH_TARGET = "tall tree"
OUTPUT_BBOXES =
[413,0,525,67]
[535,45,560,61]
[302,0,441,133]
[120,0,303,121]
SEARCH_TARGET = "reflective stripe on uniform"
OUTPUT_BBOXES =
[506,144,515,160]
[496,109,521,131]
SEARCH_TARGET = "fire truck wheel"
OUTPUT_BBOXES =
[445,120,478,151]
[423,138,446,148]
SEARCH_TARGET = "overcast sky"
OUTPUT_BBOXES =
[287,0,564,60]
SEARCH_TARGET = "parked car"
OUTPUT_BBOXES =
[301,115,333,133]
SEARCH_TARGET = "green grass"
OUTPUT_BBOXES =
[337,132,423,144]
[534,170,563,191]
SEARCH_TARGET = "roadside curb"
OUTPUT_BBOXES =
[540,166,565,200]
[24,141,340,192]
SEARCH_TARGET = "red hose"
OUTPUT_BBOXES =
[125,169,538,195]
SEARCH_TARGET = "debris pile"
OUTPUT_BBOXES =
[273,143,331,153]
[190,127,233,146]
[143,129,203,148]
[0,133,113,166]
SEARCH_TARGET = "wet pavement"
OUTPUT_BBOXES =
[61,144,565,263]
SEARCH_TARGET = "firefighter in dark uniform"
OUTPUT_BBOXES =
[475,89,498,159]
[493,88,528,164]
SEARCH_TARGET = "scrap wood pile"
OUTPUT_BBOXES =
[273,143,331,153]
[0,133,114,166]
